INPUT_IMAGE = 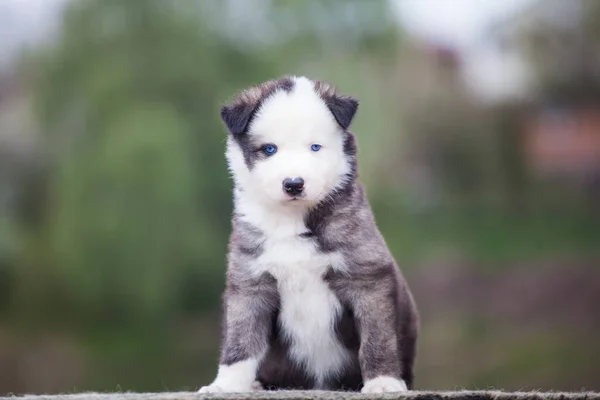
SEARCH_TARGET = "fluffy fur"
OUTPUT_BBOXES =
[199,76,419,393]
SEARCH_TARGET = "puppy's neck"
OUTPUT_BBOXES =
[233,187,311,238]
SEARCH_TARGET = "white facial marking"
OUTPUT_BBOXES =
[361,376,408,393]
[198,358,260,393]
[226,76,350,208]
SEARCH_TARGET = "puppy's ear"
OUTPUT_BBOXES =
[325,95,359,131]
[314,80,359,130]
[220,103,258,136]
[221,79,286,135]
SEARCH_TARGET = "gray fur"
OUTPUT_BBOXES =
[219,266,278,365]
[216,77,419,391]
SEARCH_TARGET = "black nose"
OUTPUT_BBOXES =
[282,177,304,196]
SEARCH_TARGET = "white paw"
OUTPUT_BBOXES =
[197,380,263,393]
[198,383,250,393]
[198,384,224,393]
[361,376,408,393]
[198,359,259,393]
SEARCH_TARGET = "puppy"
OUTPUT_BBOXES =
[199,76,419,393]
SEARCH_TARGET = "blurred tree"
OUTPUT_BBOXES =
[384,43,498,212]
[201,0,399,53]
[14,0,277,328]
[514,0,600,103]
[496,0,600,207]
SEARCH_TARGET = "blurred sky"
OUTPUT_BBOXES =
[395,0,540,103]
[0,0,66,64]
[0,0,537,67]
[394,0,537,49]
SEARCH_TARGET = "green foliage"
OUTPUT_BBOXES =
[20,0,281,328]
[517,0,600,102]
[49,104,195,322]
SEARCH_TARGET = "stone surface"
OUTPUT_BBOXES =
[1,391,599,400]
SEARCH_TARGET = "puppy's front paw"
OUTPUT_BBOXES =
[198,359,260,393]
[361,376,408,393]
[198,380,262,393]
[198,384,224,394]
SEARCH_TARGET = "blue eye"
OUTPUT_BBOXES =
[311,144,322,152]
[264,144,277,155]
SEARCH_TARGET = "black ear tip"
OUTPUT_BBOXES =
[220,102,257,135]
[326,95,360,131]
[342,96,359,128]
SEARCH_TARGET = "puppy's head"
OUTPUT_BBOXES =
[221,76,358,208]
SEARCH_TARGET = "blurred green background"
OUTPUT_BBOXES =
[0,0,599,394]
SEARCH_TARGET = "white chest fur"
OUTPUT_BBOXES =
[242,206,351,387]
[259,234,351,387]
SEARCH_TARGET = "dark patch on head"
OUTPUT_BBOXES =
[221,77,294,136]
[230,133,262,170]
[314,80,359,130]
[277,77,294,93]
[221,77,295,169]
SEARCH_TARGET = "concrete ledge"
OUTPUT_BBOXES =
[2,391,599,400]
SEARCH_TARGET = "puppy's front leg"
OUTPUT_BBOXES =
[199,274,277,393]
[352,273,408,393]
